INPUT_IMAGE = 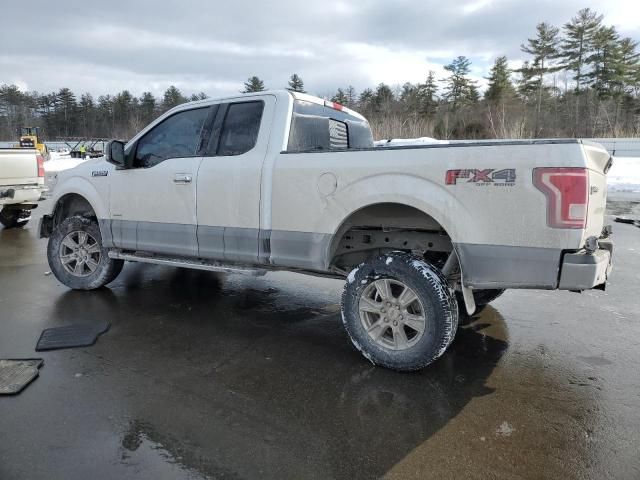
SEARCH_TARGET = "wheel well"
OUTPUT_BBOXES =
[52,194,96,227]
[328,203,453,272]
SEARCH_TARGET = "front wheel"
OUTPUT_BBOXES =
[47,216,124,290]
[341,252,458,371]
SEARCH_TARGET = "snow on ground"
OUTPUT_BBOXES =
[607,157,640,194]
[44,151,87,172]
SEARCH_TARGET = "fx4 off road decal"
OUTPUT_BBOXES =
[445,169,516,186]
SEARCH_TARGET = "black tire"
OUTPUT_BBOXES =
[341,252,458,372]
[47,216,124,290]
[456,289,505,315]
[0,208,30,229]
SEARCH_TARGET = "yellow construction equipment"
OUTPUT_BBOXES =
[16,127,49,159]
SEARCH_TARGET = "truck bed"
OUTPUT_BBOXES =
[0,148,40,186]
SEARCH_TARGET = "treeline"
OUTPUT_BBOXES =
[0,85,208,141]
[1,8,639,141]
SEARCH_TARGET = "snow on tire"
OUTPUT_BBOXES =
[341,251,458,371]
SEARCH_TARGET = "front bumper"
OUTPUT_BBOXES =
[558,240,613,290]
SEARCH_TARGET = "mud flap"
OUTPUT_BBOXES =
[460,283,477,316]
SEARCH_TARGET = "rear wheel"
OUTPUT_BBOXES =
[341,252,458,371]
[0,207,31,229]
[47,216,124,290]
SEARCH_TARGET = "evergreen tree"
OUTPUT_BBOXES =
[520,22,560,135]
[54,88,77,137]
[331,88,348,105]
[243,76,265,93]
[588,26,620,97]
[441,56,478,108]
[97,95,115,137]
[516,61,538,101]
[345,85,357,107]
[162,86,186,111]
[560,8,603,93]
[418,71,438,117]
[78,93,95,137]
[287,74,305,93]
[373,83,394,112]
[0,84,28,135]
[399,82,421,114]
[559,8,602,133]
[139,92,157,125]
[616,38,640,94]
[358,88,375,111]
[485,56,516,102]
[189,92,208,102]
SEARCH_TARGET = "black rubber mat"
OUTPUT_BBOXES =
[615,216,640,227]
[0,359,44,395]
[35,321,110,351]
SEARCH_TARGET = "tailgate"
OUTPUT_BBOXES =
[582,142,610,240]
[0,149,39,187]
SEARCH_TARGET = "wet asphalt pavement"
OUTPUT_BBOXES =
[0,203,639,480]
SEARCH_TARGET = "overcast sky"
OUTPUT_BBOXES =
[1,0,639,99]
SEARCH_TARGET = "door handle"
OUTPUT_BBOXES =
[173,174,192,184]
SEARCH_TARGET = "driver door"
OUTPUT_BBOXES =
[109,106,211,256]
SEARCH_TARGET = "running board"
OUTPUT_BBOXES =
[108,250,267,276]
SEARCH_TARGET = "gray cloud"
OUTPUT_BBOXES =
[1,0,638,98]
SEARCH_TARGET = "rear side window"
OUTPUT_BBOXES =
[134,107,209,168]
[217,101,264,156]
[329,119,348,149]
[287,100,373,152]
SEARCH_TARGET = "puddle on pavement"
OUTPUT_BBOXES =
[1,245,619,478]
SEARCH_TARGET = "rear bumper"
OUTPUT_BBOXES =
[0,185,43,205]
[558,241,613,290]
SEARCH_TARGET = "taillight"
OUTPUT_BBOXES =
[37,154,45,177]
[533,167,588,229]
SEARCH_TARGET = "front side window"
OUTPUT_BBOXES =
[217,101,264,156]
[134,107,209,168]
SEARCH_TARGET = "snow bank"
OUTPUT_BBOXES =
[44,156,87,173]
[608,157,640,194]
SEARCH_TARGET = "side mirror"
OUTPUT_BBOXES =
[106,140,126,168]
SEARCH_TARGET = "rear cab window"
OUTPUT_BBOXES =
[287,100,373,153]
[216,101,264,156]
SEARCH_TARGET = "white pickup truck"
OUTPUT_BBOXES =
[0,148,46,228]
[39,90,613,370]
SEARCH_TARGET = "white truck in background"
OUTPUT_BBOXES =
[0,148,46,228]
[39,90,614,371]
